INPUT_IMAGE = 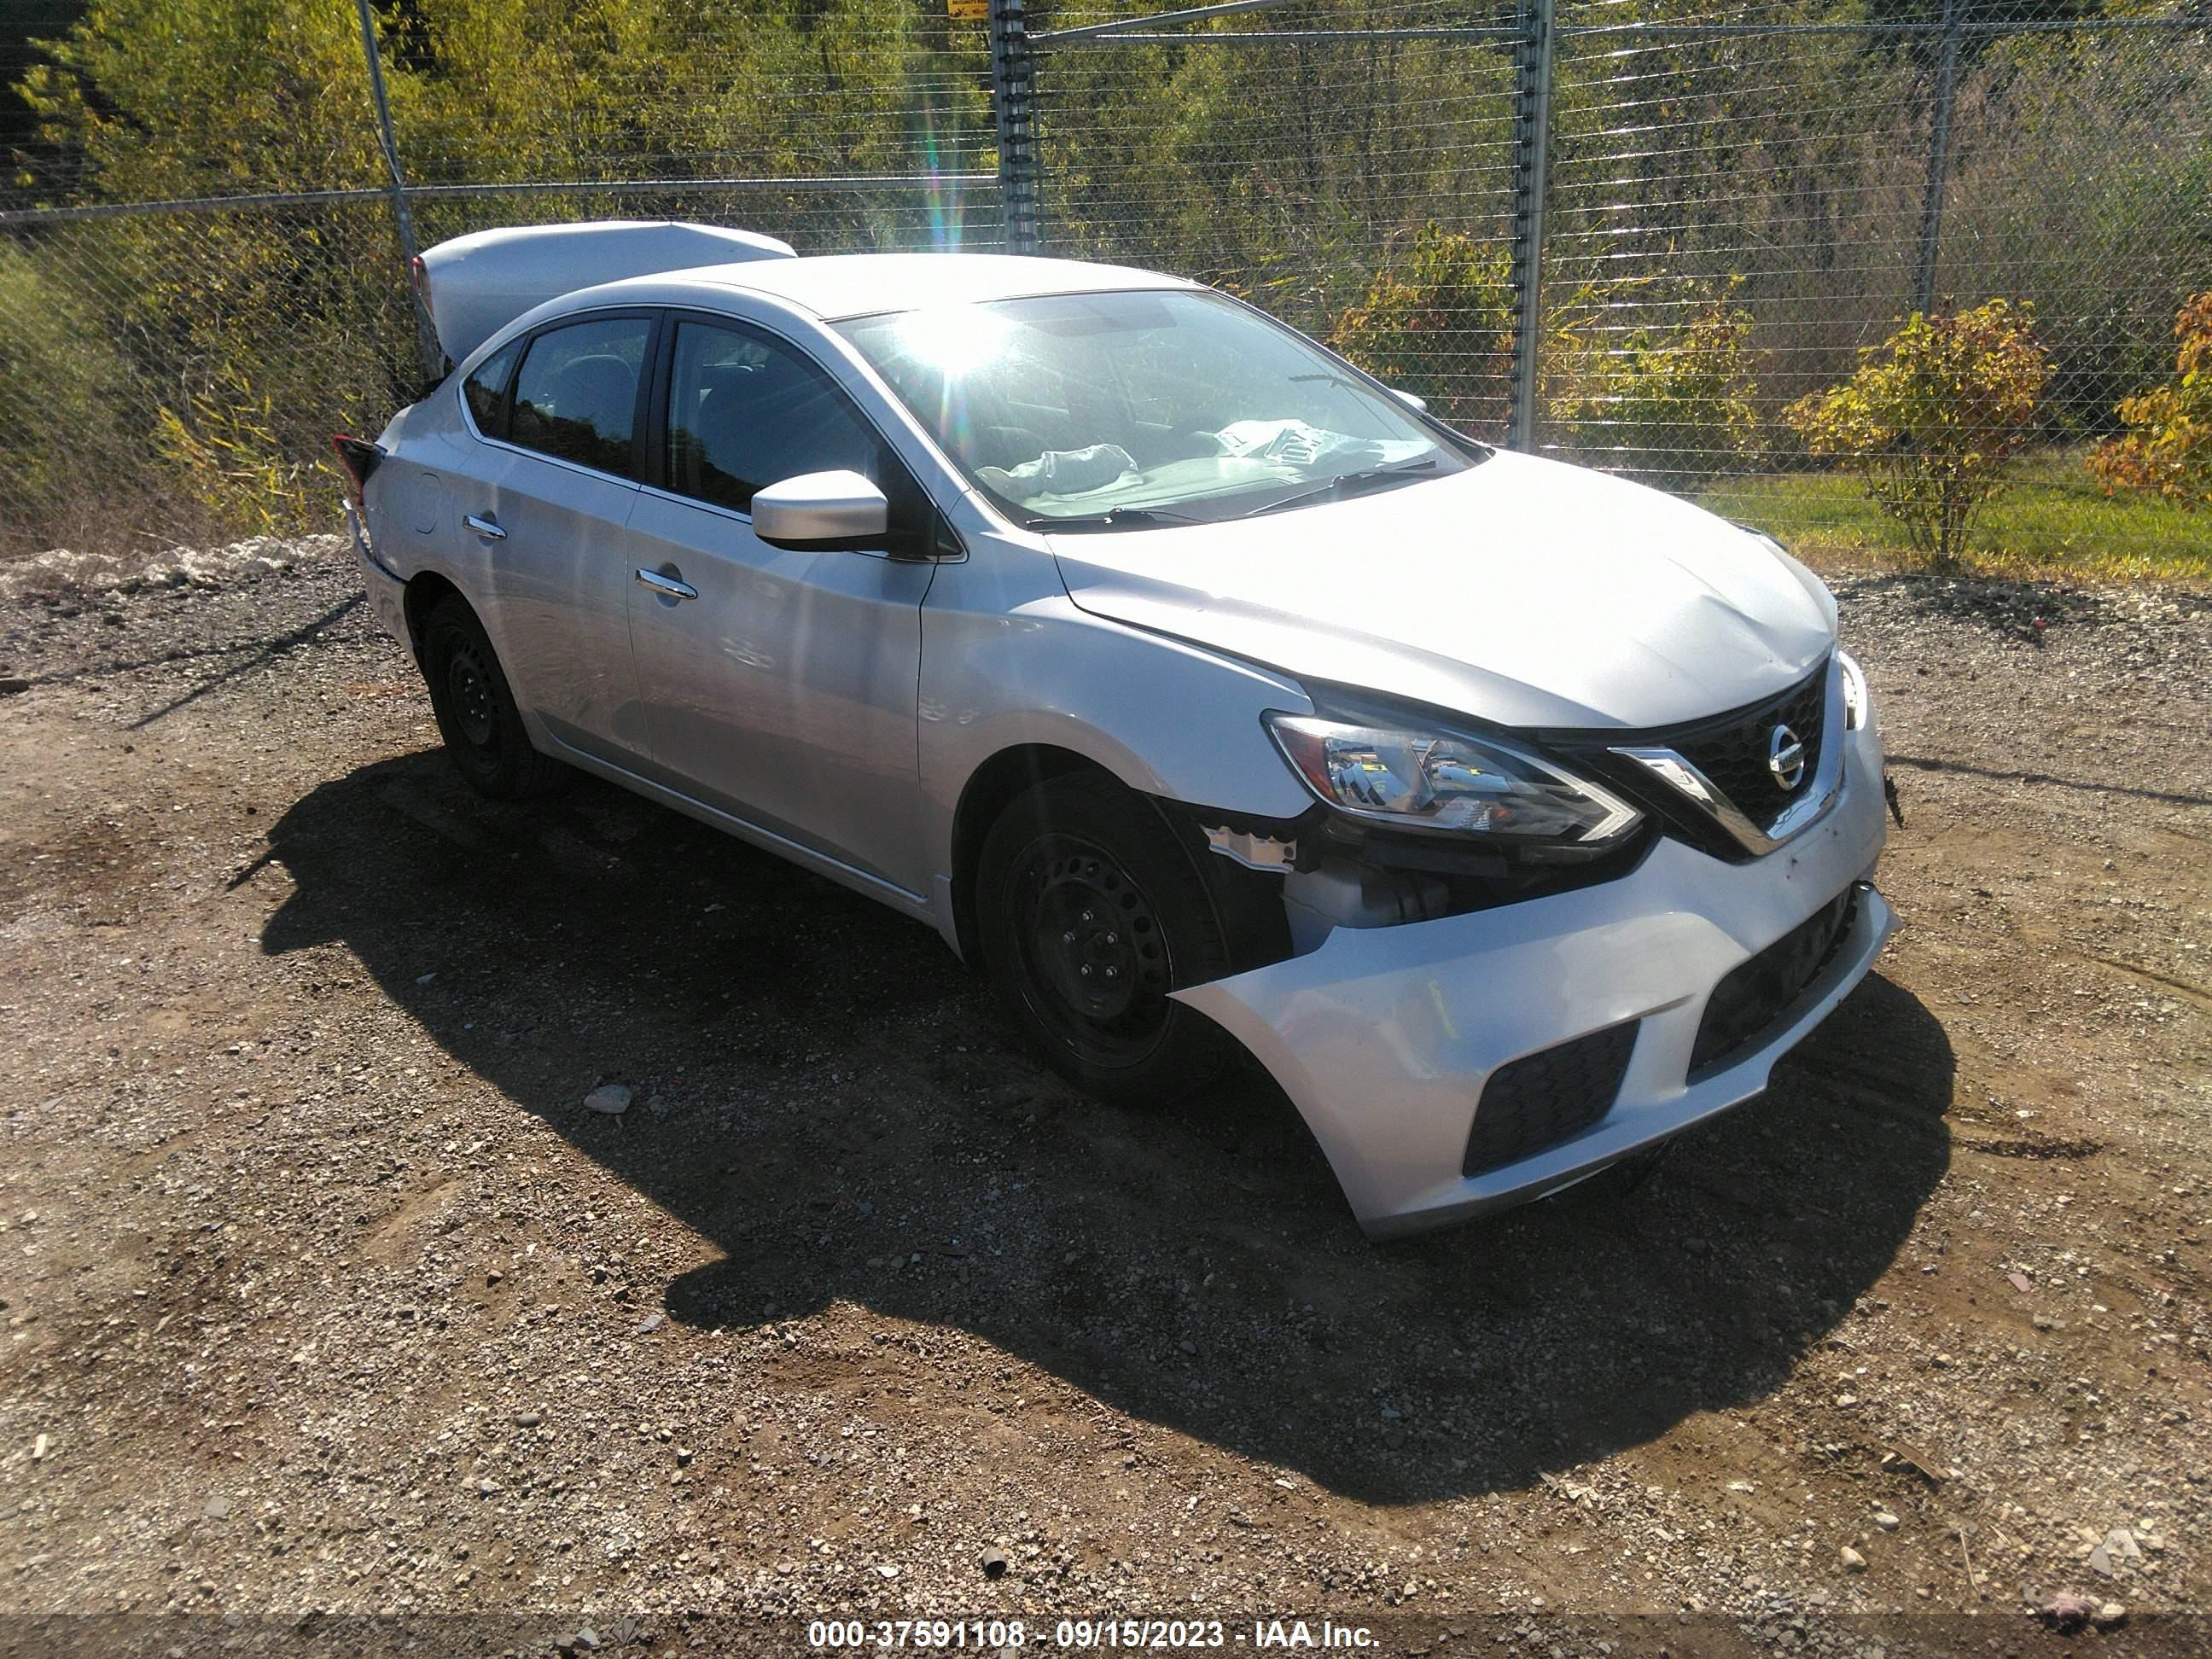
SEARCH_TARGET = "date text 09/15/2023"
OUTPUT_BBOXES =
[806,1619,1377,1650]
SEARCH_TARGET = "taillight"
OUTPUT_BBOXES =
[331,434,385,509]
[410,253,432,318]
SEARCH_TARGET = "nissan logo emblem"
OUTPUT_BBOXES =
[1768,725,1807,791]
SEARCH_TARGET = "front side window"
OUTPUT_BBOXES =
[509,316,652,475]
[664,320,888,513]
[838,288,1480,528]
[461,337,521,439]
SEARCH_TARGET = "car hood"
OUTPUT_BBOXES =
[1047,450,1837,731]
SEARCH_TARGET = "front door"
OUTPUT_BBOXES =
[624,316,935,896]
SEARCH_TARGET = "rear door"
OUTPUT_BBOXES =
[460,311,658,764]
[622,312,937,896]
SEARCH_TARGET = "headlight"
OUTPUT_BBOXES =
[1838,649,1871,731]
[1265,712,1642,847]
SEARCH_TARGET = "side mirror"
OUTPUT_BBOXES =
[1391,387,1429,416]
[751,470,890,551]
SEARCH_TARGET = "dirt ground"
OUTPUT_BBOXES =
[0,539,2207,1656]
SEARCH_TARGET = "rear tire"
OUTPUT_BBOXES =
[975,771,1254,1108]
[419,595,556,800]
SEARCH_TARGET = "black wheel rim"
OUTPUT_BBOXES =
[1011,833,1174,1068]
[444,639,501,754]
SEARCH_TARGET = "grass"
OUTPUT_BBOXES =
[1697,448,2212,585]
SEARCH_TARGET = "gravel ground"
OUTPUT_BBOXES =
[0,538,2207,1656]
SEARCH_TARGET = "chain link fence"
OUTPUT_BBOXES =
[1026,0,2212,571]
[2,0,2206,572]
[0,1,999,562]
[1030,1,1520,410]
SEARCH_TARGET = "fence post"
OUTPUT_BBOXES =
[1507,0,1557,451]
[989,0,1041,253]
[1914,0,1962,315]
[352,0,441,379]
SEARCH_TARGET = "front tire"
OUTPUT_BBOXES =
[419,595,556,800]
[975,771,1251,1108]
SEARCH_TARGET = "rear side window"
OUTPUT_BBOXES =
[664,320,888,513]
[461,338,521,439]
[510,316,653,475]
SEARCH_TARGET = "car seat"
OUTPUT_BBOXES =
[547,353,638,439]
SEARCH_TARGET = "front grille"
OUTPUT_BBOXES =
[1674,662,1828,830]
[1688,884,1859,1080]
[1464,1020,1639,1177]
[1556,657,1835,863]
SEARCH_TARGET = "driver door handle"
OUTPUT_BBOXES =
[463,513,506,540]
[634,567,698,601]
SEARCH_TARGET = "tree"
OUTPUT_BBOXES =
[1863,0,2106,73]
[1,0,982,550]
[1549,283,1762,494]
[0,239,133,527]
[1330,225,1514,437]
[1784,299,2050,566]
[15,0,385,201]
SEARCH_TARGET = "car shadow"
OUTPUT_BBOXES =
[261,749,1953,1505]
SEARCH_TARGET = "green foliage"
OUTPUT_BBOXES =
[1550,286,1762,494]
[1039,15,1511,342]
[153,361,320,537]
[1941,28,2212,435]
[3,206,419,554]
[1862,1,2105,73]
[1703,448,2212,583]
[1,0,2204,579]
[2087,291,2212,510]
[15,0,385,200]
[0,241,133,511]
[0,0,987,553]
[399,0,943,194]
[1784,300,2052,568]
[5,0,430,547]
[1328,226,1514,436]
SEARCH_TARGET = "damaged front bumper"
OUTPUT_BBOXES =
[1173,722,1897,1237]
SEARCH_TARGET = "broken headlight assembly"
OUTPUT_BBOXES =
[1264,705,1643,860]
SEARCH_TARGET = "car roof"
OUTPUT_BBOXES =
[613,252,1199,321]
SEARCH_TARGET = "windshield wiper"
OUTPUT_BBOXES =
[1237,457,1441,520]
[1024,506,1204,532]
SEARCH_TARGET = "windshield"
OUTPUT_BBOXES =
[836,289,1480,528]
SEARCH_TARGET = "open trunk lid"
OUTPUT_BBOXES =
[416,220,797,366]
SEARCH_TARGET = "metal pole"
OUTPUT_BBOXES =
[989,0,1041,254]
[1914,0,1962,315]
[353,0,441,378]
[1507,0,1556,451]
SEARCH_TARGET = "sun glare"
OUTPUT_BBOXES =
[891,305,1016,378]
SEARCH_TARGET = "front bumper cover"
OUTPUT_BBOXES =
[1173,721,1896,1237]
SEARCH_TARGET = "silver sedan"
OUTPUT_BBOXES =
[339,232,1895,1237]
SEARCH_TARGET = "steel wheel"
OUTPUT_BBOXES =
[444,635,502,754]
[419,594,557,800]
[975,770,1265,1108]
[1011,835,1175,1067]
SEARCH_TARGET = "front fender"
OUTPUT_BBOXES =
[917,536,1318,933]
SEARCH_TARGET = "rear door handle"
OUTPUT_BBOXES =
[634,568,698,601]
[463,513,506,541]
